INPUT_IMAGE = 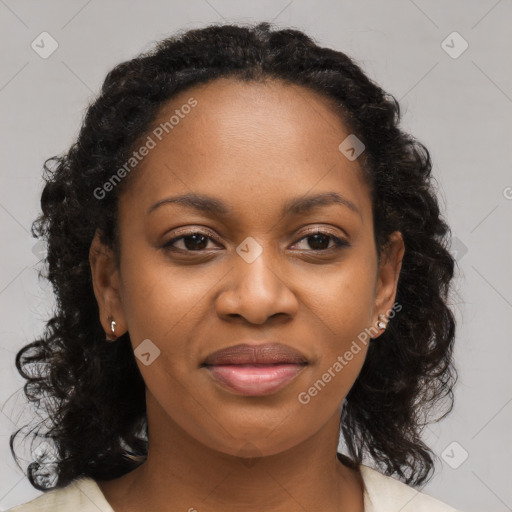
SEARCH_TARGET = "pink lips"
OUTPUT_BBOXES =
[202,343,307,396]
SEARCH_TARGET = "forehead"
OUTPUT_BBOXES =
[119,77,371,221]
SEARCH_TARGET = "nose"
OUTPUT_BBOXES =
[215,247,299,325]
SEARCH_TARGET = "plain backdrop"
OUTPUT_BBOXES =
[1,1,511,511]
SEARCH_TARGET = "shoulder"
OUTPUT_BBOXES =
[7,477,114,512]
[360,464,461,512]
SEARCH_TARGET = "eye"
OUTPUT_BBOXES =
[291,228,350,252]
[162,227,350,254]
[163,229,220,252]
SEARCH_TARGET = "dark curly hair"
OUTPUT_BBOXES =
[9,21,458,491]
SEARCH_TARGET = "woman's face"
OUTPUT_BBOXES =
[91,77,403,458]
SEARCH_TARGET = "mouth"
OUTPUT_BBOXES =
[201,343,308,396]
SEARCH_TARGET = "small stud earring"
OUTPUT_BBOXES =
[105,315,118,342]
[377,314,387,330]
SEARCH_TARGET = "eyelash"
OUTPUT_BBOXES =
[162,227,350,254]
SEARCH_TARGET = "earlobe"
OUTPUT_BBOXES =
[89,230,127,339]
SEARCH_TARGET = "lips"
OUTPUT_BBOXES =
[202,343,308,396]
[202,343,308,366]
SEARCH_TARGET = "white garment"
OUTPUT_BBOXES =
[7,464,460,511]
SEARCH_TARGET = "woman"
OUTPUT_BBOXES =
[9,21,460,511]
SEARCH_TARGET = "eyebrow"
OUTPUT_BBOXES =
[147,191,361,218]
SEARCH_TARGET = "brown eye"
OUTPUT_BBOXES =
[292,230,350,252]
[163,230,220,252]
[162,228,349,254]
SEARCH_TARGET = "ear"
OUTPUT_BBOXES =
[89,229,127,339]
[372,231,405,338]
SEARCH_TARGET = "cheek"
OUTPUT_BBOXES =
[119,250,217,347]
[296,291,372,411]
[293,255,375,397]
[300,255,377,340]
[296,353,365,421]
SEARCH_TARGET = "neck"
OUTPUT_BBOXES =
[98,396,364,512]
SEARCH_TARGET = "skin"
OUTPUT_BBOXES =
[89,77,404,512]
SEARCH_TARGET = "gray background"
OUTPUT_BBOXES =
[1,1,511,511]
